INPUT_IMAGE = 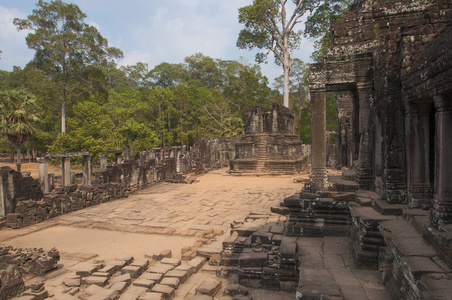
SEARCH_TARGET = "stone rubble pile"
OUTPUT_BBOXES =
[220,212,298,292]
[0,245,60,276]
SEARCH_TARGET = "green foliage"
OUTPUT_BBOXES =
[304,0,351,63]
[0,89,39,147]
[14,0,123,133]
[221,117,245,138]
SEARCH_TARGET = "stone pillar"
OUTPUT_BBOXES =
[431,95,452,227]
[100,154,108,171]
[115,153,122,165]
[272,109,278,133]
[61,156,71,186]
[82,154,91,186]
[355,84,374,189]
[37,157,49,193]
[405,101,433,208]
[310,90,328,191]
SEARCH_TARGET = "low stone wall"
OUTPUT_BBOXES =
[5,159,162,229]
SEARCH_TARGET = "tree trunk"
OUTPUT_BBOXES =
[61,85,67,133]
[283,63,290,108]
[16,145,21,172]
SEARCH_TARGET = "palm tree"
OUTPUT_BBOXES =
[221,117,245,138]
[0,89,39,172]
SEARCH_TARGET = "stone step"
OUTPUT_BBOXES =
[328,176,359,192]
[342,169,356,181]
[379,218,452,299]
[371,197,403,215]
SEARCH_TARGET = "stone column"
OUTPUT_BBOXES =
[272,109,278,133]
[61,156,71,186]
[37,157,49,193]
[82,154,91,186]
[431,95,452,227]
[405,101,433,208]
[100,154,108,171]
[115,153,122,165]
[310,90,328,191]
[355,84,374,189]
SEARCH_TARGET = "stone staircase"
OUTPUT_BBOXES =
[255,134,269,172]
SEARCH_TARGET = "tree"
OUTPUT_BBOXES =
[0,89,39,172]
[14,0,123,133]
[237,0,307,108]
[221,117,245,138]
[304,0,351,62]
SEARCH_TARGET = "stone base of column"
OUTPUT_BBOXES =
[356,166,373,190]
[310,167,328,192]
[430,195,452,228]
[408,183,432,208]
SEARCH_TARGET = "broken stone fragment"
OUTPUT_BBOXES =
[223,283,249,296]
[195,278,222,297]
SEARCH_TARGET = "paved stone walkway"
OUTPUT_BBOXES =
[0,168,391,299]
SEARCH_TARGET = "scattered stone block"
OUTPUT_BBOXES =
[333,192,357,202]
[209,254,222,266]
[124,286,148,298]
[83,276,109,287]
[109,281,129,293]
[92,272,110,277]
[147,263,174,275]
[98,265,118,275]
[160,257,181,267]
[75,263,100,277]
[133,278,155,289]
[116,256,134,265]
[174,264,195,277]
[110,273,132,286]
[106,260,128,272]
[188,257,207,272]
[153,250,172,261]
[138,292,164,300]
[63,275,81,287]
[140,272,163,283]
[195,278,222,297]
[151,284,175,299]
[131,258,149,272]
[122,265,142,278]
[160,276,180,289]
[165,269,190,283]
[118,294,140,300]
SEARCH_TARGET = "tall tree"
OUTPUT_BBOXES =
[14,0,123,133]
[237,0,306,108]
[0,90,39,172]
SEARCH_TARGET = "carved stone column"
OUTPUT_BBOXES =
[356,84,374,189]
[431,95,452,227]
[310,90,328,191]
[37,157,49,193]
[61,156,71,186]
[405,101,433,208]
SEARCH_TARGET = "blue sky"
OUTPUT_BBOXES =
[0,0,315,85]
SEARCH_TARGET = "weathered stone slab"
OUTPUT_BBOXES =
[98,265,117,275]
[131,258,149,271]
[165,269,190,283]
[133,278,155,289]
[122,265,142,278]
[160,276,180,288]
[195,278,222,296]
[402,256,444,280]
[109,273,132,285]
[147,263,173,275]
[140,272,163,283]
[160,258,180,267]
[151,284,175,299]
[188,257,207,272]
[109,281,129,293]
[138,292,164,300]
[83,276,109,287]
[75,263,100,277]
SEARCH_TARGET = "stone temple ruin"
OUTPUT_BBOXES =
[229,103,308,174]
